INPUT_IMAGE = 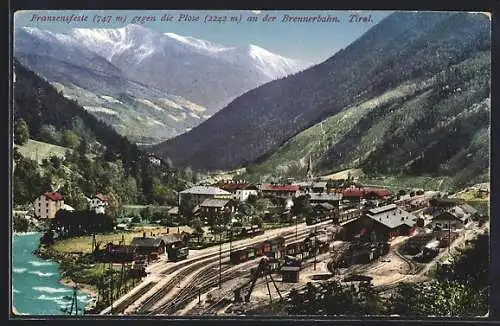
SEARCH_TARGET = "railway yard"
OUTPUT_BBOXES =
[96,193,488,316]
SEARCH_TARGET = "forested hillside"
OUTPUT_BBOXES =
[244,51,490,190]
[13,61,194,210]
[152,12,490,189]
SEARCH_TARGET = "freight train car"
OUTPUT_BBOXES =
[230,236,285,265]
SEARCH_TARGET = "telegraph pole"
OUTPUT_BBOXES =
[314,226,317,271]
[229,227,232,254]
[219,232,222,288]
[295,216,298,241]
[448,213,451,252]
[74,285,78,316]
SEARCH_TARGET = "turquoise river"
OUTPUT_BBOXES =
[12,232,92,315]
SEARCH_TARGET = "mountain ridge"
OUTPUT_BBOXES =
[151,11,490,190]
[14,25,308,143]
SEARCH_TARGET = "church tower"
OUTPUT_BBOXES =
[306,155,314,180]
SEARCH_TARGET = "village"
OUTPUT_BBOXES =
[13,152,490,316]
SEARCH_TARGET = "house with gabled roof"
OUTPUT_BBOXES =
[308,192,343,205]
[130,235,166,256]
[260,183,300,199]
[430,203,477,231]
[179,186,232,207]
[216,180,259,202]
[343,204,417,242]
[33,191,64,219]
[89,192,109,214]
[199,198,237,225]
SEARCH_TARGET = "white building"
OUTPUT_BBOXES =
[216,180,259,202]
[89,193,109,214]
[33,192,64,219]
[179,186,232,206]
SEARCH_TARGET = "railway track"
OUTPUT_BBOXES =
[109,281,157,314]
[145,229,324,315]
[135,258,225,313]
[393,244,425,275]
[106,222,333,315]
[190,251,334,316]
[153,266,243,315]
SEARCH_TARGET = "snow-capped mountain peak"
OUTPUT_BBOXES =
[163,32,230,53]
[17,24,311,111]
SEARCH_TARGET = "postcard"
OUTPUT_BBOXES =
[11,9,491,318]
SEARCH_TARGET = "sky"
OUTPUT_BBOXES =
[14,10,392,63]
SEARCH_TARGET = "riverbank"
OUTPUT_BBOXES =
[34,244,98,311]
[59,278,98,310]
[33,227,192,313]
[12,232,92,315]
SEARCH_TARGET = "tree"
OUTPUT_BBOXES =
[14,118,29,145]
[292,195,313,218]
[140,206,153,221]
[62,130,80,149]
[106,191,122,218]
[39,124,61,144]
[49,155,62,169]
[254,198,272,215]
[238,202,254,216]
[184,166,193,182]
[190,217,204,243]
[251,215,264,227]
[179,194,196,220]
[13,156,51,205]
[60,183,88,211]
[13,147,22,162]
[247,194,258,205]
[13,215,30,232]
[152,211,167,222]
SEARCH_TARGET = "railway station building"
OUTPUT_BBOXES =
[130,236,166,256]
[343,204,417,242]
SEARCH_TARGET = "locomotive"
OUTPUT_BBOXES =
[168,246,189,261]
[336,241,390,267]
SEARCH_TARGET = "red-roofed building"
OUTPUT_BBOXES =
[342,188,365,201]
[260,184,300,199]
[364,187,391,199]
[34,192,64,219]
[341,187,391,201]
[89,192,109,214]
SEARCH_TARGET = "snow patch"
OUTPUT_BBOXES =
[159,98,183,110]
[148,119,166,127]
[100,95,123,104]
[137,99,164,111]
[189,112,200,119]
[180,100,206,113]
[168,114,180,122]
[84,106,119,116]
